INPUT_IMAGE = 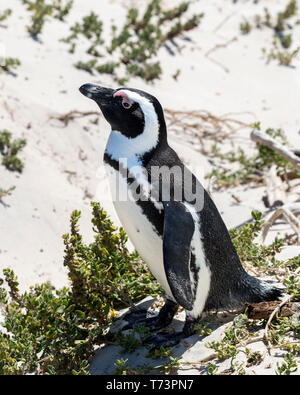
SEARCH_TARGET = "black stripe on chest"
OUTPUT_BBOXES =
[104,152,164,236]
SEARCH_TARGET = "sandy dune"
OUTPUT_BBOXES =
[0,0,299,375]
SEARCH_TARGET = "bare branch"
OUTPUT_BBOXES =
[49,110,99,126]
[251,129,300,171]
[259,203,300,244]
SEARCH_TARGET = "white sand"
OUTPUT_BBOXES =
[0,0,299,374]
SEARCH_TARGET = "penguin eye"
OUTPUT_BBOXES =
[122,101,132,109]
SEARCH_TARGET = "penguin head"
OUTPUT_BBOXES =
[79,83,167,147]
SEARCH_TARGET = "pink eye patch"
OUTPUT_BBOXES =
[113,91,132,109]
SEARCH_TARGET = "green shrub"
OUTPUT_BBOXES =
[240,19,251,34]
[263,44,300,66]
[0,58,21,74]
[0,186,15,201]
[0,9,12,22]
[62,12,103,54]
[52,0,73,21]
[95,62,119,75]
[63,0,203,82]
[22,0,73,37]
[240,0,299,66]
[0,202,161,374]
[22,0,53,36]
[74,59,98,74]
[230,210,286,269]
[0,130,26,172]
[276,352,298,375]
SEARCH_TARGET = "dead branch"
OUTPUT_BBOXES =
[3,100,15,121]
[165,109,249,134]
[251,129,300,171]
[265,165,286,208]
[205,56,230,74]
[205,37,238,57]
[165,108,250,153]
[263,295,293,352]
[246,300,300,320]
[49,110,99,126]
[259,202,300,244]
[213,12,237,33]
[204,37,238,74]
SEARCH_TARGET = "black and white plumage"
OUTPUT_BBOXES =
[79,83,282,347]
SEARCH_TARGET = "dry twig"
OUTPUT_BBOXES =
[49,110,99,126]
[3,100,15,121]
[205,37,238,57]
[264,165,286,208]
[263,295,293,353]
[246,300,300,319]
[259,203,300,244]
[165,108,250,153]
[251,129,300,171]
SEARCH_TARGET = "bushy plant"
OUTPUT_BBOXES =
[0,202,161,374]
[263,43,300,66]
[0,186,15,201]
[62,11,103,55]
[63,203,162,311]
[0,130,26,172]
[240,0,300,66]
[52,0,73,21]
[0,58,21,74]
[63,0,203,82]
[21,0,73,37]
[0,9,12,22]
[276,352,298,375]
[230,210,284,268]
[240,19,251,34]
[22,0,53,36]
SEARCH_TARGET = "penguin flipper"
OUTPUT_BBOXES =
[162,201,195,311]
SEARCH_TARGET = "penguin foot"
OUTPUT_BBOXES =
[122,309,154,330]
[122,299,179,331]
[144,315,196,350]
[143,332,185,350]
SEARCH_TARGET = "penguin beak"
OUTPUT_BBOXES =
[79,83,114,105]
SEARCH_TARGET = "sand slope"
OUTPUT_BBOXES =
[0,0,299,375]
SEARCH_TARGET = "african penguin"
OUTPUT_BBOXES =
[79,83,282,348]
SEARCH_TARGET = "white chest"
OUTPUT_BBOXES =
[104,164,173,298]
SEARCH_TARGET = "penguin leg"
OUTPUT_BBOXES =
[143,315,196,350]
[122,298,179,331]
